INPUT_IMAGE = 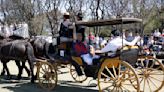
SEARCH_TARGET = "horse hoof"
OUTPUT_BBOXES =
[34,75,37,80]
[27,71,31,77]
[6,76,12,80]
[31,80,35,83]
[17,74,22,80]
[31,79,35,83]
[1,71,5,75]
[17,77,21,80]
[28,74,31,78]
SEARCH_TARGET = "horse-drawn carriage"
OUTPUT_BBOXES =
[36,18,164,92]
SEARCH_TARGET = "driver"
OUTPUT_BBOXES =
[59,12,73,42]
[59,12,73,56]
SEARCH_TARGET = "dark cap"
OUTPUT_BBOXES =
[111,30,120,36]
[76,12,83,18]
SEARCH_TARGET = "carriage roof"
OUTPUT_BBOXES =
[75,18,142,27]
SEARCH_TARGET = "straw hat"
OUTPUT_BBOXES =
[63,12,70,16]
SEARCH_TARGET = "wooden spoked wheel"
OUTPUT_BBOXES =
[70,64,87,83]
[37,62,57,90]
[136,56,164,92]
[98,60,140,92]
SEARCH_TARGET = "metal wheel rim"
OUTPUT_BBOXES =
[98,60,140,92]
[37,62,58,90]
[70,64,87,83]
[137,56,164,92]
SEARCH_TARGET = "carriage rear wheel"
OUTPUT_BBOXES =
[98,60,140,92]
[70,64,87,83]
[136,56,164,92]
[37,62,57,90]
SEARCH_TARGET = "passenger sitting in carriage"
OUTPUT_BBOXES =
[73,33,88,56]
[81,30,141,65]
[72,12,88,56]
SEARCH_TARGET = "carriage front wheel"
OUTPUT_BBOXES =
[37,62,58,90]
[98,60,140,92]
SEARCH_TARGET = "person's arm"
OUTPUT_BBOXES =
[95,42,113,53]
[59,23,63,36]
[72,23,76,43]
[68,21,73,29]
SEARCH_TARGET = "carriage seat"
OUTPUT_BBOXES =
[121,45,139,51]
[120,45,139,65]
[71,56,83,66]
[58,42,67,49]
[71,56,104,66]
[71,56,100,78]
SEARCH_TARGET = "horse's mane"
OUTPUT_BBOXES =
[8,35,24,40]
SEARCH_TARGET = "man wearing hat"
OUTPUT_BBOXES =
[75,12,85,42]
[95,30,140,53]
[58,12,73,57]
[95,30,140,54]
[59,12,73,42]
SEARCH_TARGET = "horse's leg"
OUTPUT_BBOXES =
[16,60,30,78]
[20,61,31,78]
[23,61,30,77]
[26,43,36,83]
[15,60,23,80]
[2,60,11,79]
[1,64,6,75]
[27,60,35,83]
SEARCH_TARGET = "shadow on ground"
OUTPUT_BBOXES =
[0,76,98,92]
[2,82,97,92]
[0,75,30,84]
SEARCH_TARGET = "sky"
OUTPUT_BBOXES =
[0,12,3,20]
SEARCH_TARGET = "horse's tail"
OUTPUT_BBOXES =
[44,42,51,58]
[25,42,37,83]
[26,42,37,62]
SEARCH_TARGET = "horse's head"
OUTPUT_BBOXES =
[0,35,5,40]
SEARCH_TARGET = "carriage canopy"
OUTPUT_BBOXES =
[75,18,142,27]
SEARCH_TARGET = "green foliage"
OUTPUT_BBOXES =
[144,17,161,33]
[99,29,111,37]
[143,7,163,34]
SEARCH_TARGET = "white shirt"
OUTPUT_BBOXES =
[100,39,107,46]
[81,53,100,65]
[95,36,99,44]
[99,36,140,53]
[154,31,161,37]
[62,19,72,27]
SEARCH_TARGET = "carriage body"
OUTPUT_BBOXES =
[37,18,164,92]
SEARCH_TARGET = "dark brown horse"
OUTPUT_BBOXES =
[29,37,57,60]
[0,39,37,83]
[0,36,57,80]
[0,35,30,78]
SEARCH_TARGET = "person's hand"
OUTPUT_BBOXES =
[95,50,101,53]
[135,36,141,41]
[89,45,95,56]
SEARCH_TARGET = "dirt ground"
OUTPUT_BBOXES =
[0,61,164,92]
[0,61,98,92]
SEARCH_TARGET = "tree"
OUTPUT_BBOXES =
[43,0,62,36]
